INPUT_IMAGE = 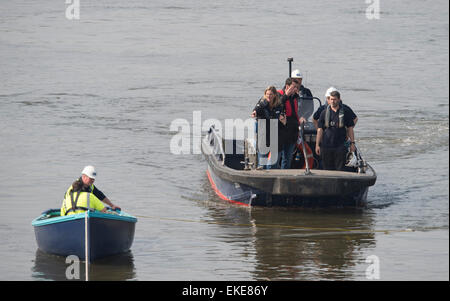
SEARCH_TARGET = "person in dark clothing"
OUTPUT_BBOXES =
[251,86,286,169]
[316,91,356,171]
[278,78,301,169]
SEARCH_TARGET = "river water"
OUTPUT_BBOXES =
[0,0,448,281]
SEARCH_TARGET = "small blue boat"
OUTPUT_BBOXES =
[32,208,137,261]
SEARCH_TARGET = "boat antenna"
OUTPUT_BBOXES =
[287,57,293,78]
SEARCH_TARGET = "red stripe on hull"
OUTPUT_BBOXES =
[206,169,249,207]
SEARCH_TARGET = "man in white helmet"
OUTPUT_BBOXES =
[313,86,358,129]
[290,69,314,121]
[60,166,120,216]
[315,91,356,171]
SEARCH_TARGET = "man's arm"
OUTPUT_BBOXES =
[315,128,323,156]
[315,110,326,155]
[347,126,356,152]
[313,105,325,129]
[101,197,120,210]
[93,186,120,210]
[313,119,318,129]
[343,105,357,141]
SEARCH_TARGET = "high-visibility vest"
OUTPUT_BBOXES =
[60,185,105,216]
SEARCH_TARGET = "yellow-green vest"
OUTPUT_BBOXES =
[61,185,105,216]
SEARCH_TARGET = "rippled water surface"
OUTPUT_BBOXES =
[0,0,448,280]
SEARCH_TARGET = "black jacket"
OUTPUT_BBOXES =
[253,98,283,119]
[253,98,285,150]
[279,92,299,145]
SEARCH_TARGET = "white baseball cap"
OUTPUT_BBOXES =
[291,69,303,79]
[325,86,338,98]
[81,165,97,179]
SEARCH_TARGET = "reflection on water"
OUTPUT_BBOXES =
[200,184,376,280]
[250,209,375,280]
[32,250,136,281]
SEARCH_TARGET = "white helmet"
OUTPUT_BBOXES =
[346,152,358,168]
[325,86,338,98]
[81,165,97,179]
[291,69,303,79]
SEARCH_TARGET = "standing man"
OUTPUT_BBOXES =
[278,78,301,169]
[61,165,120,216]
[315,91,356,171]
[291,69,314,121]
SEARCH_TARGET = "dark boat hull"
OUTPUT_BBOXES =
[32,210,137,261]
[202,128,376,207]
[207,165,369,207]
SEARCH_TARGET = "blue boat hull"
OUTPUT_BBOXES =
[32,210,137,261]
